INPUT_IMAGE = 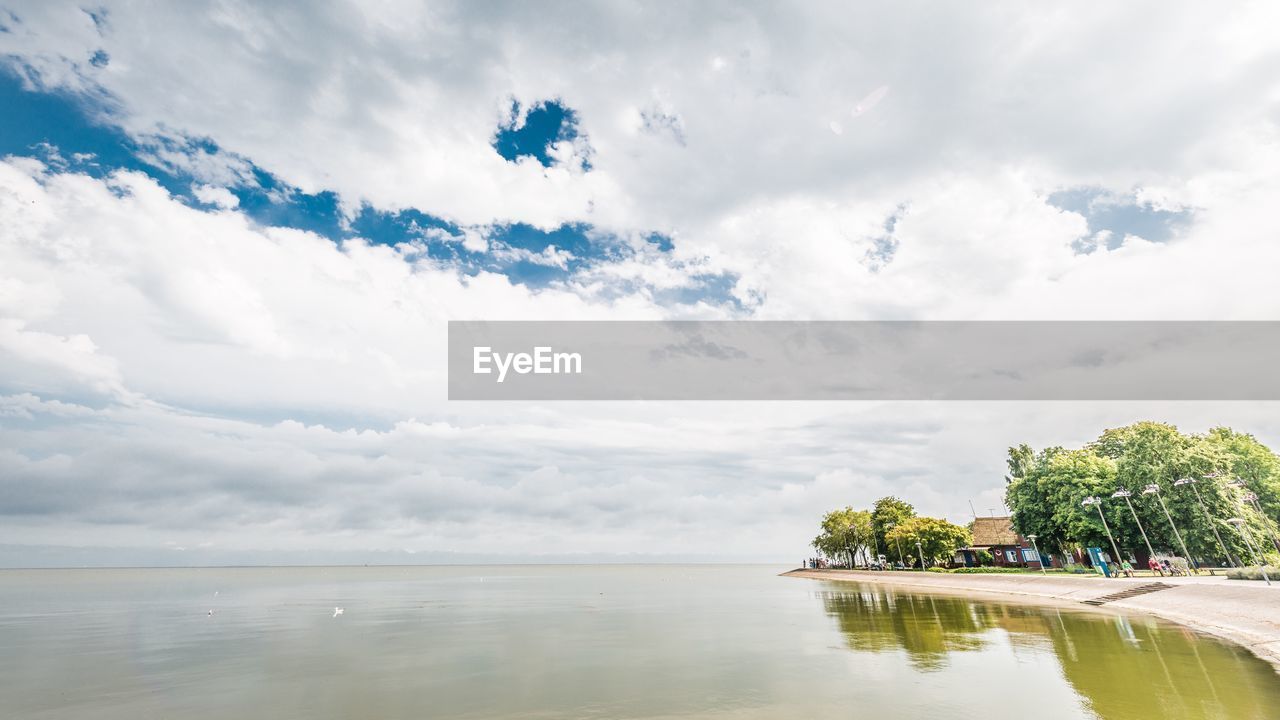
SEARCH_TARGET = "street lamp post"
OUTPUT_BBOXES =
[1112,488,1156,568]
[1175,476,1236,567]
[916,540,926,571]
[1243,491,1280,555]
[1228,479,1280,554]
[1226,518,1271,586]
[1143,484,1196,574]
[1027,533,1047,575]
[1082,496,1124,577]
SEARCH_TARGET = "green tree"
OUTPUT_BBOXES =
[871,496,916,562]
[1006,443,1036,481]
[1036,449,1120,553]
[1102,422,1192,555]
[1007,422,1270,567]
[1100,422,1252,565]
[885,516,971,567]
[1005,445,1073,555]
[813,507,875,567]
[1204,427,1280,559]
[1207,428,1280,517]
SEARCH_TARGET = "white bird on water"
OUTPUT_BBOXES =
[333,606,344,618]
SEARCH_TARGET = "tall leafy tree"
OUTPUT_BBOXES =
[1006,443,1036,481]
[1099,422,1249,564]
[885,516,971,567]
[1208,427,1280,517]
[1204,427,1280,559]
[1005,445,1070,554]
[1035,449,1119,552]
[1007,422,1265,566]
[813,507,875,567]
[1092,422,1190,558]
[871,496,916,561]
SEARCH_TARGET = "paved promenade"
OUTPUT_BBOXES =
[784,568,1280,671]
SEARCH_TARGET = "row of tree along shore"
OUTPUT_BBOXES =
[812,496,970,569]
[812,422,1280,573]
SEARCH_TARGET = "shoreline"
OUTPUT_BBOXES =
[783,568,1280,672]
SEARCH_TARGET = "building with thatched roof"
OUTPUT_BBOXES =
[955,516,1052,568]
[971,516,1019,547]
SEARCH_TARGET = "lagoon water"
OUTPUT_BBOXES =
[1,565,1277,719]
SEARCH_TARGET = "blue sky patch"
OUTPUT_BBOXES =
[862,205,905,272]
[646,233,675,253]
[0,69,733,302]
[493,100,589,169]
[1048,187,1193,253]
[349,206,459,250]
[653,272,744,310]
[232,170,347,239]
[85,7,110,31]
[0,70,154,180]
[496,222,594,258]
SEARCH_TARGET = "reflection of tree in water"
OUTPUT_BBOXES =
[1043,611,1280,720]
[820,588,999,670]
[822,584,1280,718]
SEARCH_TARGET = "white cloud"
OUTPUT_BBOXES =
[4,388,1279,560]
[0,317,130,400]
[191,183,239,209]
[6,3,1278,236]
[5,4,1280,321]
[0,159,679,418]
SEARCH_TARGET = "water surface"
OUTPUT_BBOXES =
[0,565,1275,719]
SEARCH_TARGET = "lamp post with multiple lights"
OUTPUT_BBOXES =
[1142,483,1196,573]
[1111,488,1156,564]
[1226,478,1280,554]
[1175,476,1235,567]
[1082,496,1124,575]
[1026,533,1047,575]
[1226,518,1271,586]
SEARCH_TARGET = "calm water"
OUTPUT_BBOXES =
[0,565,1277,719]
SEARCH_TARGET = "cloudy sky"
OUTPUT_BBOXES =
[3,2,1280,565]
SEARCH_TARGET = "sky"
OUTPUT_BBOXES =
[3,2,1280,565]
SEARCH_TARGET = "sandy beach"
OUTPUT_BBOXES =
[784,568,1280,671]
